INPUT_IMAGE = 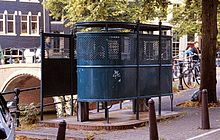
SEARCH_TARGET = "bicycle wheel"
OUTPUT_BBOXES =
[194,66,200,85]
[172,65,179,81]
[182,69,197,89]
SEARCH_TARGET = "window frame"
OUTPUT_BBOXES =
[0,13,4,34]
[20,15,28,35]
[0,0,16,1]
[19,0,39,3]
[19,12,40,36]
[30,15,39,35]
[6,14,15,35]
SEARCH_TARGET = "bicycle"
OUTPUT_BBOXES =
[182,54,200,89]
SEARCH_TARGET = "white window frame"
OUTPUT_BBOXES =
[30,15,38,35]
[7,14,15,34]
[0,0,16,1]
[0,10,17,36]
[20,12,40,36]
[20,15,28,35]
[0,13,4,34]
[19,0,39,3]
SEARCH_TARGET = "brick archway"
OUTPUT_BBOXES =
[1,71,55,112]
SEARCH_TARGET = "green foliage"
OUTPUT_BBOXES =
[171,0,220,44]
[20,103,39,124]
[171,0,201,36]
[44,0,169,26]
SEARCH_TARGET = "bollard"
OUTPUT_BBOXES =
[14,88,20,127]
[201,89,210,129]
[148,99,159,140]
[178,62,184,90]
[57,120,66,140]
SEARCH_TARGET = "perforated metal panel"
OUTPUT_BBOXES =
[77,36,106,60]
[142,40,159,61]
[77,33,136,65]
[161,37,172,62]
[108,38,120,60]
[76,32,172,101]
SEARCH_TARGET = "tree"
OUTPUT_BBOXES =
[44,0,168,26]
[172,0,219,103]
[200,0,218,103]
[171,0,220,43]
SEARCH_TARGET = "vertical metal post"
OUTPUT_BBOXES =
[70,30,74,116]
[201,89,210,129]
[148,99,159,140]
[78,102,89,122]
[158,96,161,116]
[170,94,174,111]
[104,102,109,123]
[132,99,136,114]
[119,101,122,109]
[40,30,45,121]
[135,20,140,120]
[178,62,184,90]
[61,96,66,116]
[14,88,20,127]
[158,20,162,116]
[97,102,99,112]
[56,120,66,140]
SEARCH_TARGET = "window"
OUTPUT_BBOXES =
[31,15,38,34]
[0,14,3,33]
[19,12,40,36]
[19,0,39,3]
[172,32,180,57]
[0,0,16,1]
[172,43,179,57]
[7,14,14,33]
[21,15,28,34]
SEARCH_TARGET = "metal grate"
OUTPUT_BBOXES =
[77,36,106,60]
[161,40,171,60]
[142,40,159,61]
[77,35,134,61]
[121,37,132,60]
[108,36,120,60]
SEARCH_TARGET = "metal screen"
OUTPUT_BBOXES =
[41,32,76,98]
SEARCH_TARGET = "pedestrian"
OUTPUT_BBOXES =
[45,37,51,58]
[185,42,200,61]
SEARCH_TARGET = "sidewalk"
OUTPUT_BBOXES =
[16,68,220,140]
[15,88,195,140]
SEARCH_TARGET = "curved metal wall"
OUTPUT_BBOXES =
[77,33,172,102]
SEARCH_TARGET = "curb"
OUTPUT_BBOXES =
[38,111,183,131]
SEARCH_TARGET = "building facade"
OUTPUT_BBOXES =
[0,0,69,50]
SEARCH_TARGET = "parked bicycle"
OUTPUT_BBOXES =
[182,61,200,88]
[172,53,201,89]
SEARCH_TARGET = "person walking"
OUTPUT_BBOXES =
[185,42,200,61]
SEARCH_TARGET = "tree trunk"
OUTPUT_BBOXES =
[200,0,218,103]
